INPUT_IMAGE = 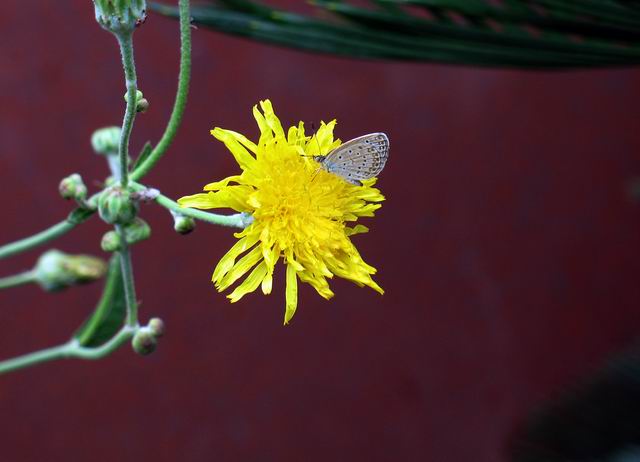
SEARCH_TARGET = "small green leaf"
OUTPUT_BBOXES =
[74,255,126,347]
[132,141,153,171]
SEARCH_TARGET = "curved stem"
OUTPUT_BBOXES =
[0,326,136,375]
[155,191,252,228]
[0,270,36,290]
[116,226,139,327]
[130,0,191,182]
[69,326,136,359]
[116,30,138,188]
[0,208,94,260]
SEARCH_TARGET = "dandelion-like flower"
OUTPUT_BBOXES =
[178,100,385,324]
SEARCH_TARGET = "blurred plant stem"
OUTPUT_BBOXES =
[131,0,191,181]
[0,208,94,260]
[0,326,137,374]
[0,271,36,290]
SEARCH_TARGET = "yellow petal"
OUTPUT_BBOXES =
[261,240,279,267]
[203,175,244,191]
[261,272,273,295]
[253,104,272,147]
[227,262,268,303]
[177,193,217,209]
[212,233,259,282]
[315,120,336,150]
[287,121,307,146]
[367,279,384,295]
[296,121,306,140]
[203,186,254,212]
[217,246,263,291]
[284,263,298,325]
[260,242,278,294]
[298,270,334,300]
[344,224,369,236]
[211,128,256,169]
[259,100,285,141]
[224,129,258,154]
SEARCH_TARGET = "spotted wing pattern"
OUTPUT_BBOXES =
[315,133,389,185]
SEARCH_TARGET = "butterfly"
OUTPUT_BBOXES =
[314,133,389,185]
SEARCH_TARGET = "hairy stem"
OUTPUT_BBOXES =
[155,191,252,228]
[116,226,139,327]
[0,208,94,260]
[0,326,137,375]
[131,0,191,182]
[116,30,138,188]
[0,270,36,290]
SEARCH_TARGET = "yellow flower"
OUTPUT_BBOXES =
[178,100,384,324]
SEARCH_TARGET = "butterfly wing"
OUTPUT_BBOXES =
[318,133,389,184]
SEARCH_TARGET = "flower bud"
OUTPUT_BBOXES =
[59,174,87,201]
[131,329,157,356]
[122,217,151,244]
[100,218,150,252]
[34,250,108,292]
[91,126,121,156]
[93,0,147,34]
[98,186,138,225]
[173,215,196,235]
[124,89,149,113]
[101,231,121,252]
[147,318,165,338]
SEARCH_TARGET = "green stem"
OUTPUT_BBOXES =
[0,270,36,290]
[155,191,252,228]
[116,226,139,327]
[0,326,136,374]
[0,208,94,260]
[71,326,135,359]
[116,30,138,188]
[130,0,191,182]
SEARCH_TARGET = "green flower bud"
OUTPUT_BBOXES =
[173,214,196,235]
[91,126,121,156]
[122,217,151,244]
[147,318,165,338]
[101,231,122,252]
[100,218,150,252]
[93,0,147,34]
[124,89,149,113]
[136,98,149,113]
[98,186,138,225]
[131,329,157,356]
[59,174,87,201]
[85,193,100,211]
[34,250,108,292]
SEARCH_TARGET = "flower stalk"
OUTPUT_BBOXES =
[131,0,191,181]
[0,326,137,375]
[116,225,139,327]
[0,208,95,260]
[0,271,36,290]
[116,30,138,187]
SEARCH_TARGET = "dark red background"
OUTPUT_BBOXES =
[1,2,640,461]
